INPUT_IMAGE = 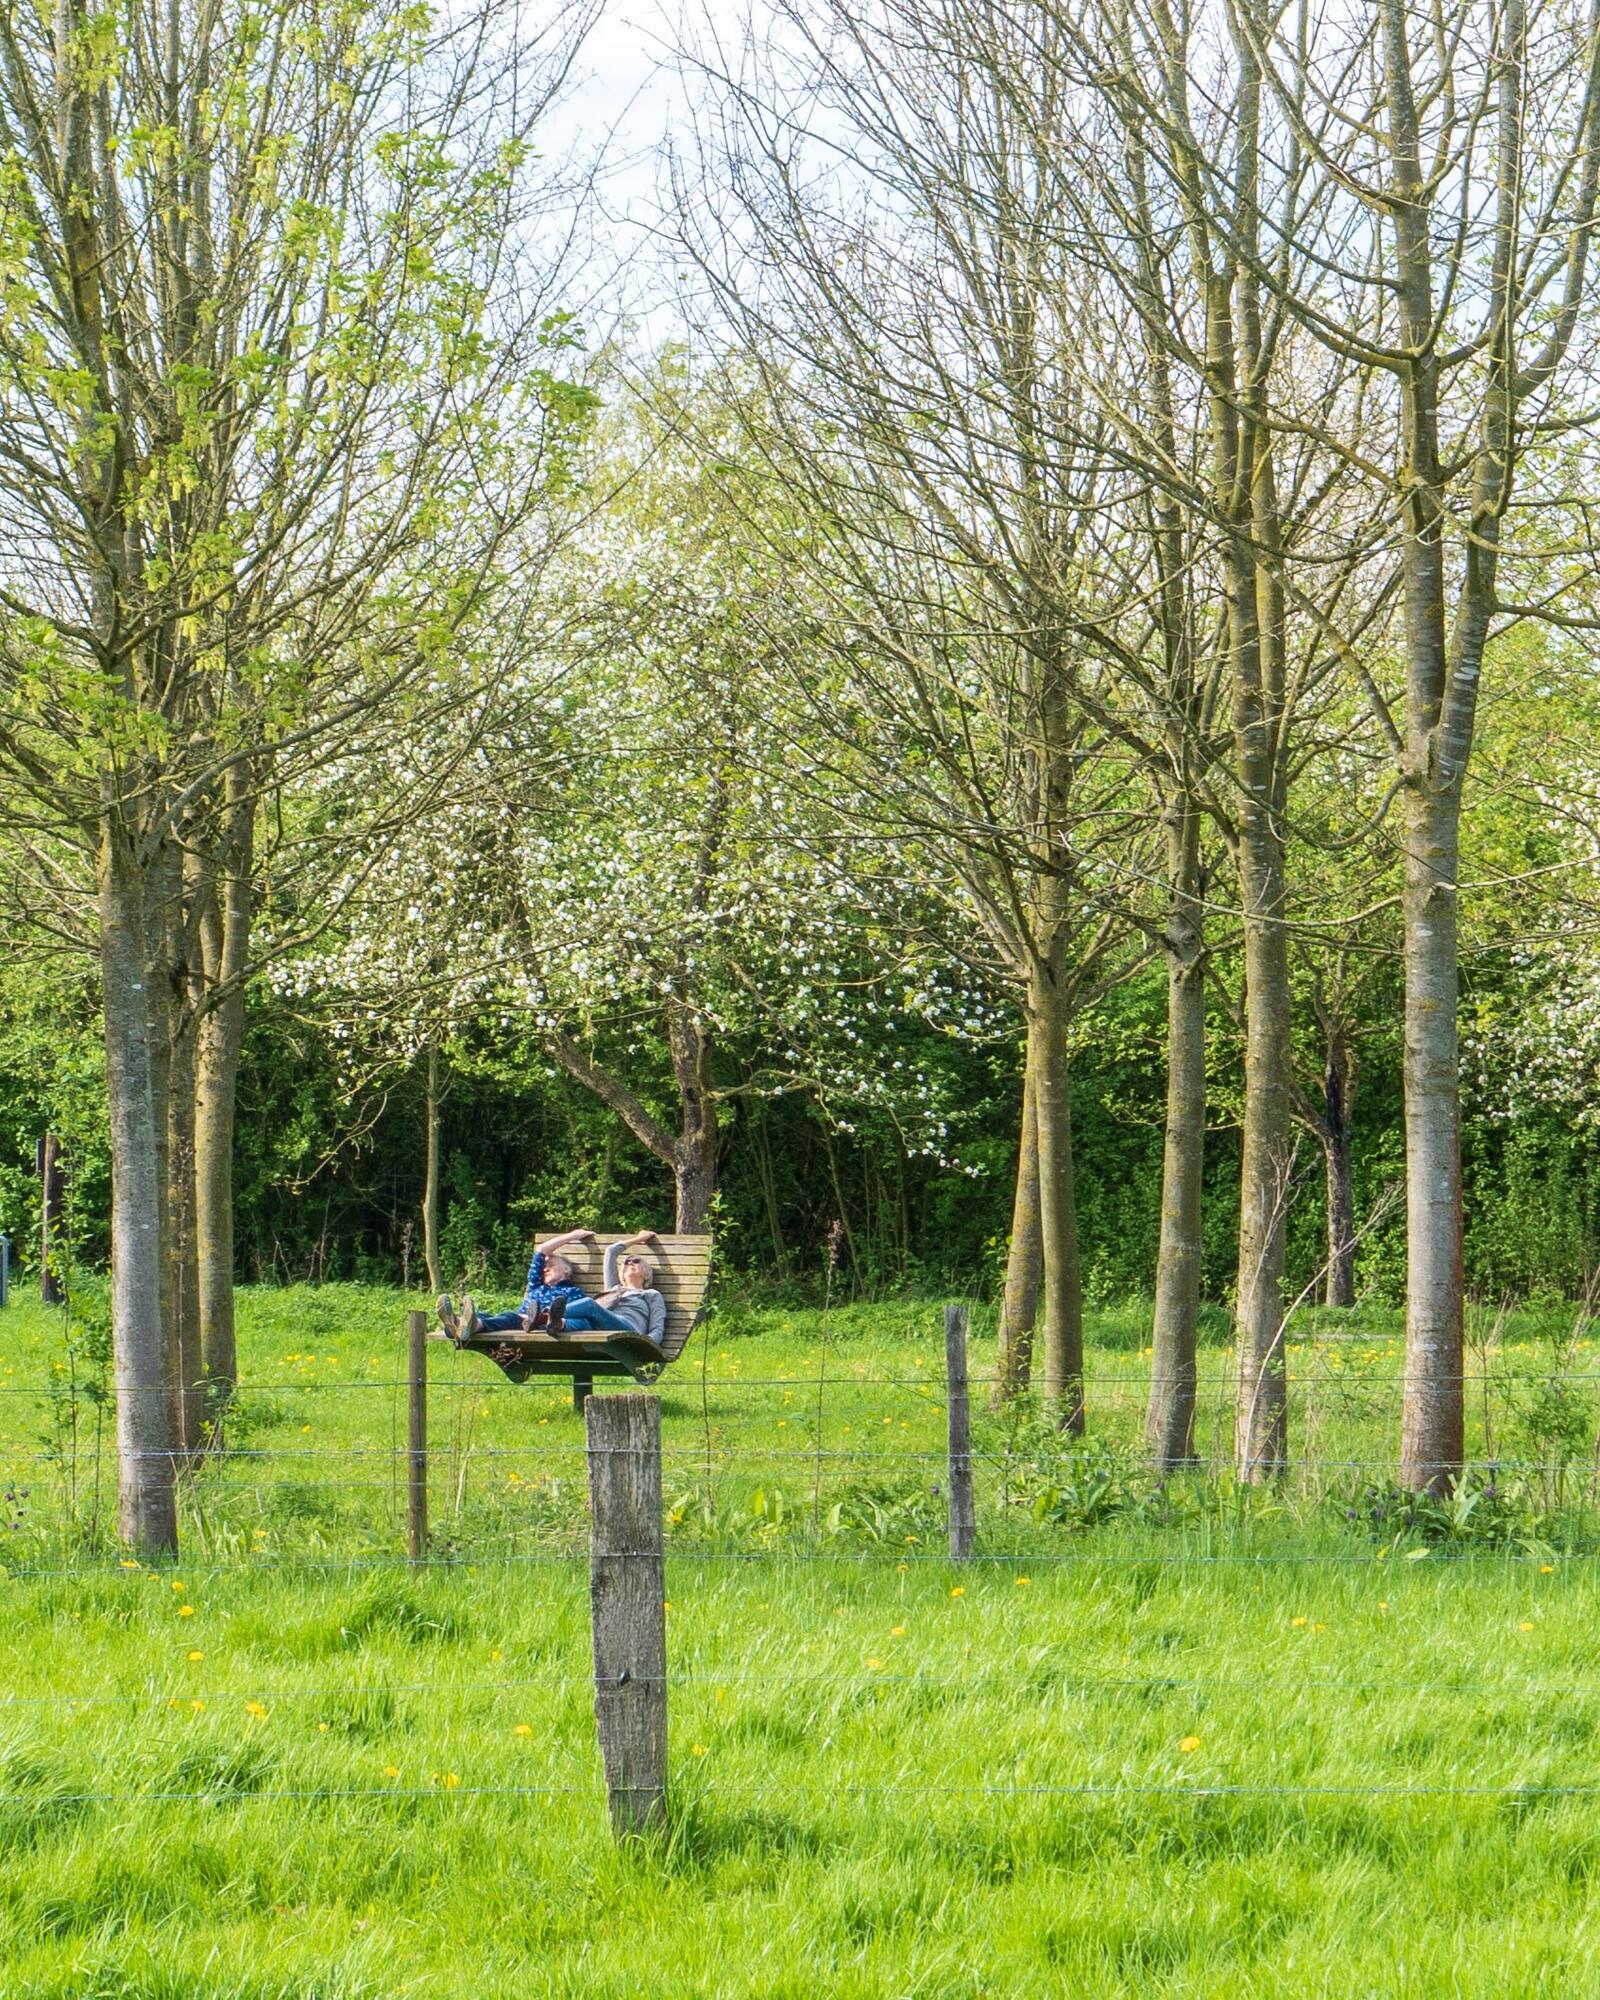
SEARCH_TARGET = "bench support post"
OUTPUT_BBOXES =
[573,1370,593,1415]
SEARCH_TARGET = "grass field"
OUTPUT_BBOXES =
[0,1285,1599,1995]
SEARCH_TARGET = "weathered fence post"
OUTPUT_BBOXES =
[945,1304,976,1560]
[406,1309,428,1563]
[586,1390,667,1836]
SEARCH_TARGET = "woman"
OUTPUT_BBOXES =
[558,1234,668,1344]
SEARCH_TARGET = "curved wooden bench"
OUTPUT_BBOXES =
[431,1232,712,1410]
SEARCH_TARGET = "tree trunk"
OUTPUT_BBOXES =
[1322,1029,1357,1309]
[668,1001,718,1232]
[147,844,180,1457]
[1030,969,1083,1430]
[1399,782,1464,1492]
[1149,802,1205,1470]
[422,1041,443,1293]
[1233,830,1292,1480]
[38,1132,63,1305]
[167,1003,204,1453]
[994,1049,1041,1405]
[194,776,251,1403]
[99,828,180,1555]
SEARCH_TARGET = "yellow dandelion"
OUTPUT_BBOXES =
[1520,1620,1534,1632]
[118,1560,140,1571]
[245,1702,268,1719]
[663,1600,673,1612]
[891,1625,907,1638]
[1179,1736,1202,1753]
[1015,1576,1032,1588]
[318,1722,330,1733]
[171,1580,185,1592]
[178,1605,195,1617]
[187,1650,204,1662]
[167,1698,181,1710]
[950,1585,965,1598]
[1541,1563,1556,1574]
[691,1744,708,1757]
[866,1657,882,1670]
[715,1687,726,1703]
[384,1766,401,1778]
[490,1649,502,1662]
[442,1772,461,1789]
[301,1424,312,1433]
[1313,1623,1326,1634]
[190,1699,205,1713]
[1291,1616,1307,1628]
[513,1723,533,1737]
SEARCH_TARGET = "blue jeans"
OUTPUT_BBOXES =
[476,1308,530,1333]
[560,1299,634,1334]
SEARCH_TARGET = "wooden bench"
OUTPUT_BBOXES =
[430,1233,712,1410]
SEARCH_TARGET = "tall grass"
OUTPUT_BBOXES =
[0,1287,1594,1992]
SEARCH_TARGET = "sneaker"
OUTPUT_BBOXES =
[437,1295,461,1346]
[458,1295,483,1341]
[545,1298,566,1333]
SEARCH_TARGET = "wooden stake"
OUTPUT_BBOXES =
[945,1304,976,1560]
[406,1309,428,1563]
[586,1391,667,1836]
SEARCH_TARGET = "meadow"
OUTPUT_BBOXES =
[0,1287,1598,1995]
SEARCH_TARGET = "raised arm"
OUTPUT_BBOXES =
[602,1241,623,1291]
[541,1227,595,1254]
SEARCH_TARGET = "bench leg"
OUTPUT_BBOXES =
[572,1370,594,1415]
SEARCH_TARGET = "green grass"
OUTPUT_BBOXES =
[0,1285,1598,1993]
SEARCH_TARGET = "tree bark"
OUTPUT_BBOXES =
[99,827,180,1554]
[994,1049,1041,1405]
[1322,1029,1357,1309]
[38,1133,63,1305]
[1399,783,1464,1490]
[167,1000,204,1453]
[422,1041,443,1293]
[1148,801,1205,1470]
[1030,967,1083,1430]
[667,1000,718,1232]
[1233,819,1292,1481]
[147,843,181,1459]
[194,776,251,1403]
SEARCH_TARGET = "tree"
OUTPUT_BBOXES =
[0,0,592,1547]
[290,390,978,1245]
[1077,0,1600,1488]
[680,0,1184,1424]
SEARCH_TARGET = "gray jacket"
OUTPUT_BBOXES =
[600,1241,667,1343]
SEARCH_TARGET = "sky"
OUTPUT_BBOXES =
[534,1,724,332]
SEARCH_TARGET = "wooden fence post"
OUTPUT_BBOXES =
[945,1304,976,1560]
[407,1309,428,1563]
[586,1390,667,1836]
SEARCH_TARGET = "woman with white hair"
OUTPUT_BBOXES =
[558,1233,668,1344]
